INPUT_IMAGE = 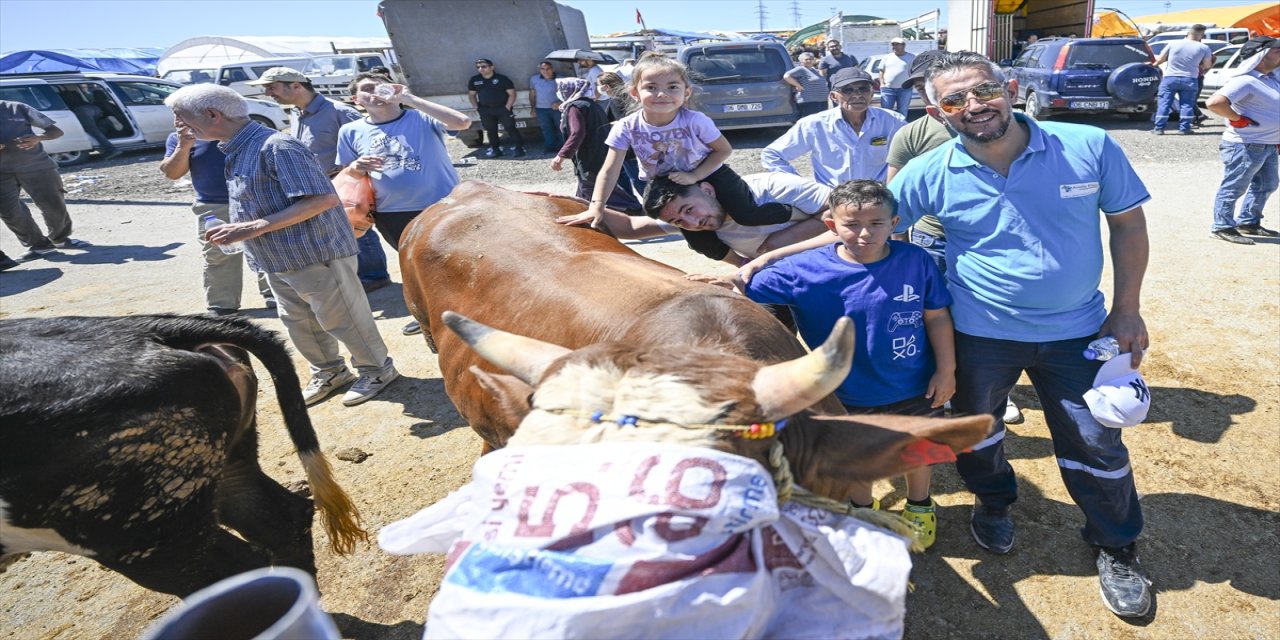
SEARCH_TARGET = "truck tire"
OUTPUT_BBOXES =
[51,150,89,167]
[1108,63,1161,104]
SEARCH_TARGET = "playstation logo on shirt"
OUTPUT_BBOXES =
[893,285,920,303]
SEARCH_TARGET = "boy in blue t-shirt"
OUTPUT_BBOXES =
[732,180,956,548]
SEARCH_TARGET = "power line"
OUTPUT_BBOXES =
[791,0,802,28]
[755,0,768,32]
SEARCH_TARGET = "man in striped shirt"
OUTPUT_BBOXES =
[165,84,398,407]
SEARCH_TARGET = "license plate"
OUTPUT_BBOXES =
[1070,100,1110,109]
[724,103,763,113]
[516,120,528,128]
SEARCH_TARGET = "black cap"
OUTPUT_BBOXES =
[830,67,873,89]
[1240,36,1280,58]
[901,49,948,89]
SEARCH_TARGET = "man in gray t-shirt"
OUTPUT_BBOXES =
[0,100,87,261]
[1152,24,1214,134]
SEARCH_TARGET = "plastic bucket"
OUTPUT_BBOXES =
[142,567,340,640]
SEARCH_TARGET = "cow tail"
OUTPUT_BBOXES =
[137,315,370,554]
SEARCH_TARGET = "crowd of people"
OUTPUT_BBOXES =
[1,33,1278,623]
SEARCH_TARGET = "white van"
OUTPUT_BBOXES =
[1148,28,1249,47]
[0,73,289,166]
[161,57,315,98]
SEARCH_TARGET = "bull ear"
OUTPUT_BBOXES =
[471,367,534,428]
[782,413,993,501]
[442,311,571,384]
[751,317,855,421]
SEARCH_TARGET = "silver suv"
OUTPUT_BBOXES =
[679,42,797,130]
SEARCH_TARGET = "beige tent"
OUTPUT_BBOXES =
[1131,2,1280,37]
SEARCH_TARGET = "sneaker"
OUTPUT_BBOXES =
[1003,396,1025,425]
[485,148,503,158]
[53,238,91,249]
[17,247,59,262]
[100,149,123,161]
[1211,229,1255,245]
[847,497,881,511]
[1179,129,1193,135]
[513,148,527,157]
[1151,129,1165,135]
[1237,224,1280,238]
[361,278,392,293]
[342,366,400,406]
[902,498,938,549]
[0,255,18,271]
[302,369,357,406]
[206,307,240,317]
[1096,544,1153,618]
[970,500,1014,554]
[401,319,423,336]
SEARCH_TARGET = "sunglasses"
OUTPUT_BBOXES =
[838,84,873,95]
[936,81,1006,113]
[476,64,492,69]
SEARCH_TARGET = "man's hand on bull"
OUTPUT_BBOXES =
[685,273,741,292]
[204,219,268,245]
[555,207,605,230]
[667,171,698,185]
[1099,309,1149,368]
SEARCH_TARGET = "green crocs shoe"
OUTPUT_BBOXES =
[903,498,938,549]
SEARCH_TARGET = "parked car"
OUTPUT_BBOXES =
[1148,28,1249,47]
[1201,44,1251,100]
[679,41,797,130]
[1004,37,1160,121]
[857,54,926,111]
[161,56,314,98]
[1150,38,1231,59]
[0,72,289,166]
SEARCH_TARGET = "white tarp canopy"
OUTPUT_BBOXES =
[157,35,392,75]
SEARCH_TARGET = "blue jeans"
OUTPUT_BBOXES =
[356,227,389,283]
[909,227,946,275]
[880,86,911,117]
[535,107,563,152]
[620,153,648,201]
[1212,141,1279,231]
[952,332,1143,549]
[1153,76,1198,132]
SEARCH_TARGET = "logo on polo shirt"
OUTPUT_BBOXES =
[1060,182,1100,198]
[893,284,920,303]
[870,136,888,146]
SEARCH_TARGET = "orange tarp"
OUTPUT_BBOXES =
[1132,2,1280,36]
[1093,11,1141,37]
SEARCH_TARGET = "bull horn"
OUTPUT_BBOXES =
[752,316,855,421]
[442,311,571,384]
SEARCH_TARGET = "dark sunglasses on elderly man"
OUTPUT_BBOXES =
[936,81,1006,114]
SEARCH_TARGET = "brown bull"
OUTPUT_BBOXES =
[400,181,842,451]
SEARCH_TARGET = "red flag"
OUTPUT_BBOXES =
[636,9,643,24]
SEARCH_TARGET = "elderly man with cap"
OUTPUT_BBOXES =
[249,66,392,293]
[879,38,916,117]
[1205,36,1280,245]
[761,67,906,187]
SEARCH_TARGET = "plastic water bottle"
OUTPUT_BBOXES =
[374,84,396,99]
[202,215,242,255]
[1083,336,1121,361]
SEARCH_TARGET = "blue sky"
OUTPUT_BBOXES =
[0,0,1255,51]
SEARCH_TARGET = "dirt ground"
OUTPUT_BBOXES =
[0,123,1277,640]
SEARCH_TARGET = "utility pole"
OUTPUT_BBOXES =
[755,0,768,32]
[791,0,802,28]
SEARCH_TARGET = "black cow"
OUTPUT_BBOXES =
[0,315,366,597]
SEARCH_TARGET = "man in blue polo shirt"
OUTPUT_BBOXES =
[160,124,274,315]
[890,51,1154,618]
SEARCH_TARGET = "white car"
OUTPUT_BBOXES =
[0,73,289,166]
[1200,44,1253,101]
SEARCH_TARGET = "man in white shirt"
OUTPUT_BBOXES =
[1152,24,1214,135]
[879,38,916,117]
[761,67,906,186]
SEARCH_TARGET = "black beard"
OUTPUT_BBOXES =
[948,108,1011,144]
